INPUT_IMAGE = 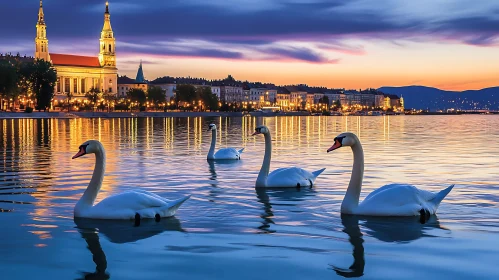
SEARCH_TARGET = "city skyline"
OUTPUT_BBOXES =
[1,0,498,91]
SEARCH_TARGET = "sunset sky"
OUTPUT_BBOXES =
[1,0,498,90]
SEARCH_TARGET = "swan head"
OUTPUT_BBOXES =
[208,123,217,131]
[252,125,269,136]
[72,140,102,159]
[327,132,358,152]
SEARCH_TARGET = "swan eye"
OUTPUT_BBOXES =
[79,144,89,152]
[335,136,345,144]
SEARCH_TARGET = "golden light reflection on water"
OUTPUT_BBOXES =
[0,115,499,245]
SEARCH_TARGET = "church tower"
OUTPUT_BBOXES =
[99,1,116,68]
[35,0,50,61]
[135,60,145,83]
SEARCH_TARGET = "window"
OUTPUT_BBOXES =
[41,45,44,52]
[64,78,70,93]
[109,87,112,93]
[73,78,78,93]
[56,78,60,93]
[81,78,86,93]
[108,44,112,52]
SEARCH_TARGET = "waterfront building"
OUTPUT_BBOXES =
[374,93,385,108]
[210,86,221,100]
[117,61,148,97]
[345,91,361,106]
[360,93,375,107]
[34,1,118,103]
[285,86,307,109]
[276,87,291,110]
[149,76,176,101]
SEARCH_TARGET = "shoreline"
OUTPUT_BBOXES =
[0,111,315,119]
[0,111,495,119]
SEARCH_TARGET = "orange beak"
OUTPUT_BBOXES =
[327,140,342,153]
[72,147,86,159]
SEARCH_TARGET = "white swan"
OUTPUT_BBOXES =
[72,140,190,220]
[253,125,326,188]
[207,123,244,160]
[327,132,454,218]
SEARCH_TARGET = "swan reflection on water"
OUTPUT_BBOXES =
[207,160,243,200]
[330,214,450,278]
[74,217,185,279]
[207,160,244,182]
[255,188,317,234]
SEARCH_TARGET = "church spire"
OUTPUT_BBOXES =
[99,1,116,68]
[38,0,45,24]
[135,60,145,83]
[35,0,50,61]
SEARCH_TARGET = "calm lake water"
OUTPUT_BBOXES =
[1,115,498,279]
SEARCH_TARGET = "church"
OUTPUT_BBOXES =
[35,1,118,103]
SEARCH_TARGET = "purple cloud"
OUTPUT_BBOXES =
[265,47,340,64]
[1,0,498,62]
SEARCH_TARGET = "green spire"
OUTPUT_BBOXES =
[135,60,145,83]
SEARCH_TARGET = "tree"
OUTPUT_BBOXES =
[66,91,73,112]
[147,86,166,109]
[85,87,101,111]
[102,91,117,112]
[199,86,219,111]
[127,88,146,111]
[318,96,329,109]
[319,95,329,104]
[0,60,18,111]
[24,59,57,112]
[333,99,341,110]
[175,84,197,104]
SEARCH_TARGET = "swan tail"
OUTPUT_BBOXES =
[312,168,326,179]
[158,195,191,217]
[238,148,245,154]
[429,184,454,206]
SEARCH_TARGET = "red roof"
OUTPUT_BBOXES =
[50,53,101,68]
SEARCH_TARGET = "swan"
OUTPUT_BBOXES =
[71,140,190,221]
[327,132,454,219]
[252,125,325,188]
[207,123,244,160]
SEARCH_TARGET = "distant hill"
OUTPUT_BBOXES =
[378,86,499,110]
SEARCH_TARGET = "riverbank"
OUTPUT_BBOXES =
[1,110,495,119]
[0,110,318,119]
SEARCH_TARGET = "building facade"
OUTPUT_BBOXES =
[220,85,243,104]
[35,1,118,103]
[117,61,148,97]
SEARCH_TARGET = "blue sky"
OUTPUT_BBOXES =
[1,0,498,90]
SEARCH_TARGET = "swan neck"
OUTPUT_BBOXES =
[77,147,106,208]
[207,129,216,159]
[341,142,364,213]
[256,132,272,187]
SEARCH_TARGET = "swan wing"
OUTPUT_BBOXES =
[214,148,241,159]
[358,184,440,216]
[93,191,168,211]
[265,167,316,188]
[83,191,182,219]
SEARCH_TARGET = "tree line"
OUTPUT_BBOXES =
[126,84,219,111]
[174,84,219,111]
[0,56,57,111]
